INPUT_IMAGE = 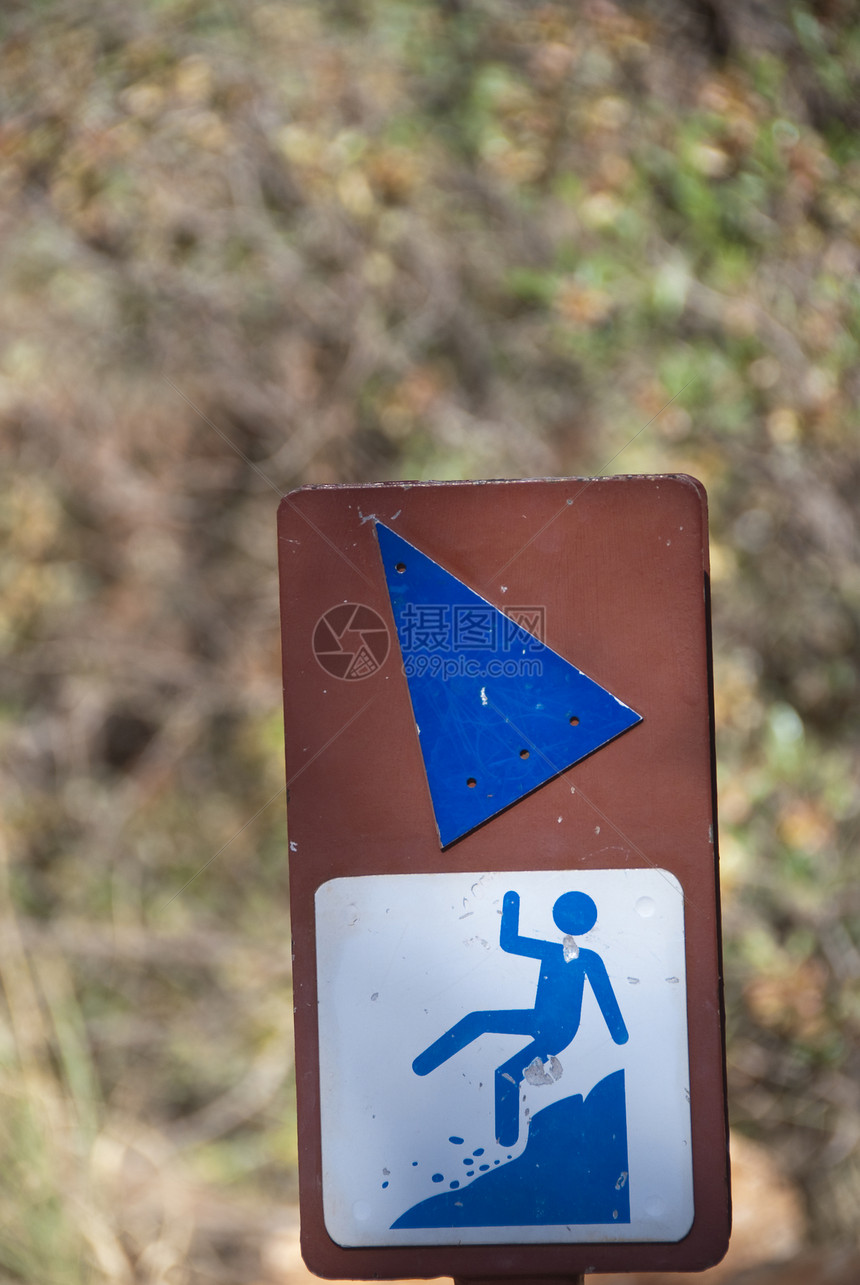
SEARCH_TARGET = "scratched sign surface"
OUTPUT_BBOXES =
[316,869,692,1247]
[278,476,730,1280]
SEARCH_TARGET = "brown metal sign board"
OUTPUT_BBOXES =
[278,476,730,1280]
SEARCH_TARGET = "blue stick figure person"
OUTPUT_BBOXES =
[412,890,629,1147]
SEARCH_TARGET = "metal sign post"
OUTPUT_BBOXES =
[278,476,730,1280]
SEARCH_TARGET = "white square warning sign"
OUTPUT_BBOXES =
[315,868,693,1248]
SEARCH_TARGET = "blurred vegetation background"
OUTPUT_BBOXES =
[1,0,859,1282]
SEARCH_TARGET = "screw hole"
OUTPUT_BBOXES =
[569,715,580,726]
[519,749,529,759]
[395,562,406,573]
[466,777,477,788]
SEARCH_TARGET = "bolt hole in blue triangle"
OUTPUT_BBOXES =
[375,523,642,848]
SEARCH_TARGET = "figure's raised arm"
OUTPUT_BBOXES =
[499,890,548,960]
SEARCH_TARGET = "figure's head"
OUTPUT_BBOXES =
[553,891,597,935]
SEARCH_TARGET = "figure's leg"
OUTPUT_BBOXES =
[413,1009,536,1076]
[494,1040,544,1147]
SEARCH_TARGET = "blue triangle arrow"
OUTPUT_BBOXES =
[376,523,642,847]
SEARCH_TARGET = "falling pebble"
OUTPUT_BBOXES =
[462,1158,473,1166]
[412,1161,418,1167]
[431,1173,444,1183]
[449,1180,459,1189]
[449,1136,464,1145]
[466,1170,475,1177]
[479,1164,490,1171]
[473,1148,484,1155]
[382,1181,389,1189]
